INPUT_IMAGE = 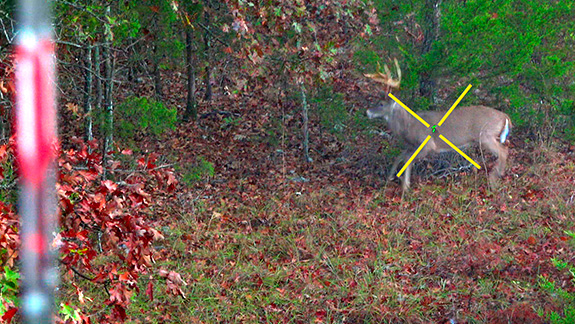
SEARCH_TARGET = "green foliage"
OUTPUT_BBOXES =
[538,258,575,323]
[353,47,381,73]
[312,86,348,136]
[0,266,19,316]
[362,0,575,138]
[222,116,242,129]
[115,96,177,140]
[0,0,15,19]
[59,303,82,322]
[442,1,575,137]
[180,156,215,186]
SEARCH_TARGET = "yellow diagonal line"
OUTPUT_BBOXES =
[389,93,430,128]
[438,84,473,126]
[438,134,481,169]
[397,135,432,177]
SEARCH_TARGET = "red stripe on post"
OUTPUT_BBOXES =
[15,38,56,185]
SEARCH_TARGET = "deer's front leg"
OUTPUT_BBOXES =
[400,141,435,193]
[388,151,407,181]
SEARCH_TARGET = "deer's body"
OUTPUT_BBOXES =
[368,102,511,192]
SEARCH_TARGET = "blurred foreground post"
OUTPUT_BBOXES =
[15,0,58,323]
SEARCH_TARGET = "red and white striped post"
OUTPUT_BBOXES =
[15,0,58,323]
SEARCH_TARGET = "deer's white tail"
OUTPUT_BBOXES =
[500,118,510,144]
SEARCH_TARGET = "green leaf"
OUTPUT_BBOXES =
[364,24,372,35]
[292,22,302,33]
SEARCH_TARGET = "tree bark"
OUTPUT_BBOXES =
[102,6,114,180]
[203,9,212,101]
[153,44,163,101]
[301,84,312,163]
[419,0,442,105]
[184,28,197,121]
[94,45,102,116]
[84,44,93,142]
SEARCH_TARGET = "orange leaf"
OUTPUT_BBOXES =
[119,272,130,282]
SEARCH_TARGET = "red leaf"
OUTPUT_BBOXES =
[146,280,154,301]
[102,180,118,192]
[527,236,537,245]
[0,145,7,160]
[1,307,17,323]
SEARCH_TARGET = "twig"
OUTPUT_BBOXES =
[56,0,108,24]
[59,259,96,281]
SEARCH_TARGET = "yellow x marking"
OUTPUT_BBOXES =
[396,135,432,178]
[438,84,473,126]
[388,94,431,128]
[390,84,480,178]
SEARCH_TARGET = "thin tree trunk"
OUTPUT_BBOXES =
[153,44,163,100]
[84,45,93,142]
[419,0,442,105]
[94,45,102,114]
[102,6,114,180]
[301,84,312,163]
[127,42,135,84]
[203,9,212,101]
[184,28,197,121]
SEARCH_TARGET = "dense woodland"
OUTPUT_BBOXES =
[1,0,575,323]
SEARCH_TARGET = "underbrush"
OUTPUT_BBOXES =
[0,138,185,323]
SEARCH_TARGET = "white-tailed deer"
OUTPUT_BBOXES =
[365,61,511,193]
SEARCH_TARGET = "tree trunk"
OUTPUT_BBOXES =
[102,6,114,180]
[301,84,312,163]
[419,0,442,105]
[184,28,197,121]
[94,45,102,115]
[84,45,93,142]
[203,9,212,101]
[153,44,163,101]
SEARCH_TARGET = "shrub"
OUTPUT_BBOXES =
[114,96,177,140]
[180,156,215,186]
[0,138,183,323]
[313,86,348,136]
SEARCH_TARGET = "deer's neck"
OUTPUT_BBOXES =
[389,108,413,135]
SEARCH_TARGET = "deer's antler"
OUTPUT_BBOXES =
[364,58,402,95]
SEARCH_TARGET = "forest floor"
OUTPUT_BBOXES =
[57,78,575,323]
[109,94,575,323]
